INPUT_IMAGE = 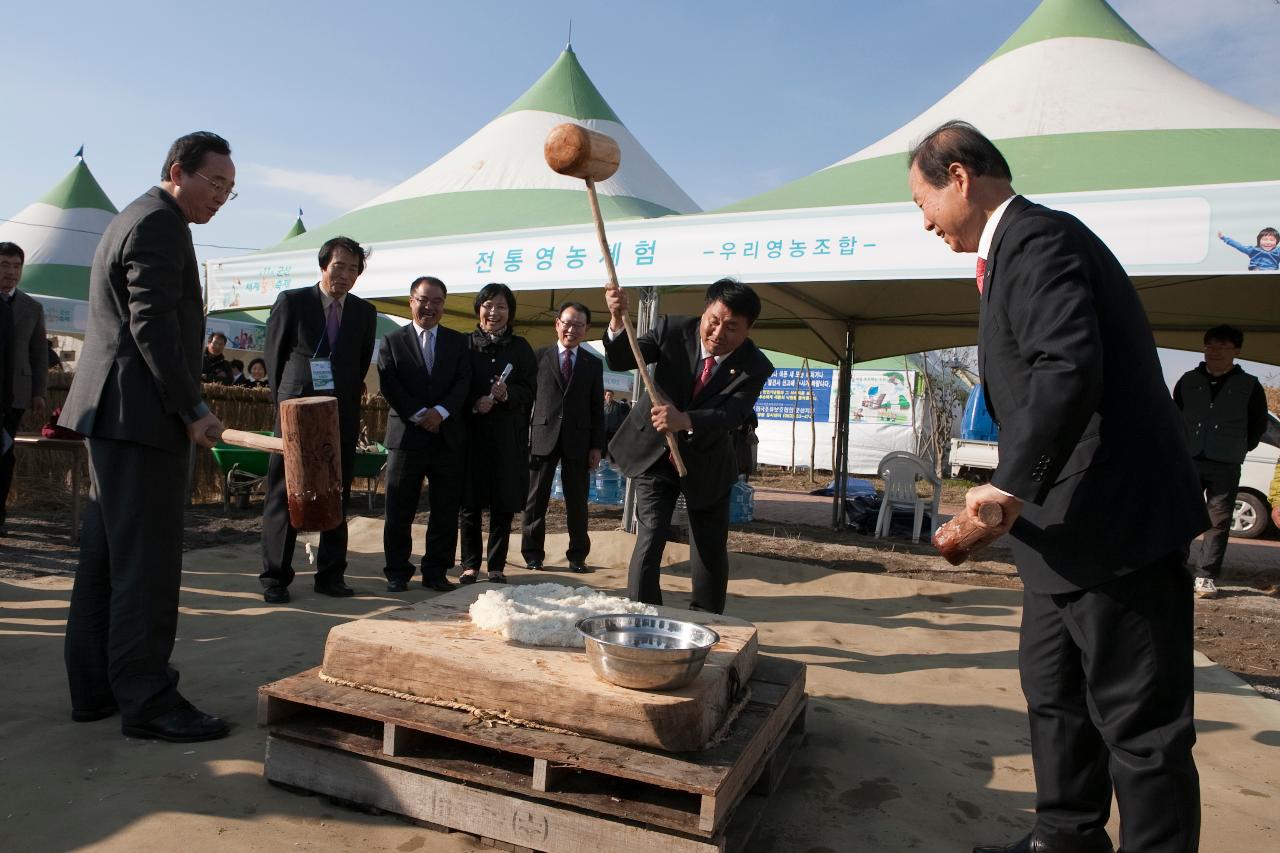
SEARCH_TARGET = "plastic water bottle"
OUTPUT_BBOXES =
[550,463,564,500]
[590,459,624,506]
[729,475,754,523]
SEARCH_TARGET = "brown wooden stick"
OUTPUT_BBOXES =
[931,502,1004,566]
[219,429,283,454]
[585,177,687,477]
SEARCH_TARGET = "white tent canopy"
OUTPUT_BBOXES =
[209,0,1280,365]
[0,156,117,335]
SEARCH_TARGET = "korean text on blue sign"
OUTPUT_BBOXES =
[755,368,834,421]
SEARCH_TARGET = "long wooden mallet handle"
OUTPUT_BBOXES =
[544,123,687,477]
[219,429,284,453]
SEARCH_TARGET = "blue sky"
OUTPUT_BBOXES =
[1,0,1275,378]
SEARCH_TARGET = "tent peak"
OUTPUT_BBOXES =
[37,159,117,214]
[499,46,621,123]
[989,0,1151,62]
[281,210,307,242]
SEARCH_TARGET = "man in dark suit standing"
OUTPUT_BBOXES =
[907,121,1207,853]
[60,132,233,742]
[602,390,629,460]
[378,276,471,592]
[522,302,604,574]
[0,241,48,537]
[604,279,773,614]
[259,236,377,603]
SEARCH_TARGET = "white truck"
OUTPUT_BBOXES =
[949,413,1280,539]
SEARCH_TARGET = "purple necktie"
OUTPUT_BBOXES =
[326,299,341,352]
[561,348,573,384]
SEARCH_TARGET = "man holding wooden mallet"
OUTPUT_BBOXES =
[61,132,235,743]
[604,279,773,614]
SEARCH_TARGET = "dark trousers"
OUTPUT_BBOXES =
[383,447,462,584]
[260,434,355,589]
[460,507,515,573]
[0,407,24,524]
[65,437,188,725]
[1020,553,1199,852]
[522,445,590,565]
[1191,458,1239,579]
[627,458,731,614]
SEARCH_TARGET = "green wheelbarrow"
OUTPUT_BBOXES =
[211,432,388,511]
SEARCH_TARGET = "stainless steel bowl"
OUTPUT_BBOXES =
[576,614,721,691]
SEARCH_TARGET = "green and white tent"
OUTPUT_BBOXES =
[210,0,1280,364]
[244,46,697,254]
[209,46,699,322]
[280,209,306,242]
[0,156,117,334]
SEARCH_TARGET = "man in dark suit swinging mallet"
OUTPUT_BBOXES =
[603,278,773,615]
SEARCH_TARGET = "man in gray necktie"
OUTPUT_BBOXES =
[377,276,472,592]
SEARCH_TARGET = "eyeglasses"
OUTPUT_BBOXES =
[558,319,587,331]
[193,172,238,201]
[411,294,445,307]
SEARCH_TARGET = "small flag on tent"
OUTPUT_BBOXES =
[74,145,84,159]
[298,208,304,217]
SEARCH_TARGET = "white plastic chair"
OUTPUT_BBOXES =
[874,451,943,543]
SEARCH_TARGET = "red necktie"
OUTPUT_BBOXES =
[692,355,715,397]
[561,348,573,384]
[975,256,987,294]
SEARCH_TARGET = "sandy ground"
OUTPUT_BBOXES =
[2,518,1278,852]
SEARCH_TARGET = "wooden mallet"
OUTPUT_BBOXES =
[543,123,687,476]
[216,396,344,531]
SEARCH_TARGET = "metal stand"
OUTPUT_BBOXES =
[621,287,660,534]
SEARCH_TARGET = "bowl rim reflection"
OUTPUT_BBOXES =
[575,613,721,653]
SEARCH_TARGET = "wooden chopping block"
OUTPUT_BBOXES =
[320,584,758,752]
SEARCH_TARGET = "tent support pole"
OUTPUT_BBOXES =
[621,287,660,535]
[831,323,854,530]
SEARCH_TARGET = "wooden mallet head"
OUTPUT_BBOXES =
[545,123,620,182]
[279,397,345,532]
[221,397,344,532]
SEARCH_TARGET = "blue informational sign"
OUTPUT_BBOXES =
[756,368,834,421]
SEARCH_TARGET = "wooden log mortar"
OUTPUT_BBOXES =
[932,502,1004,565]
[544,122,687,476]
[218,396,344,532]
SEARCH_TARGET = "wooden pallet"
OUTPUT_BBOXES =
[259,655,806,852]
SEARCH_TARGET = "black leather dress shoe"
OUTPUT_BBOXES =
[524,560,543,571]
[122,703,229,743]
[314,580,355,597]
[973,832,1114,853]
[72,703,119,723]
[425,578,458,592]
[385,579,408,593]
[263,586,291,604]
[569,562,592,574]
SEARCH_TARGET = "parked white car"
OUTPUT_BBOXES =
[1234,413,1280,538]
[948,412,1280,538]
